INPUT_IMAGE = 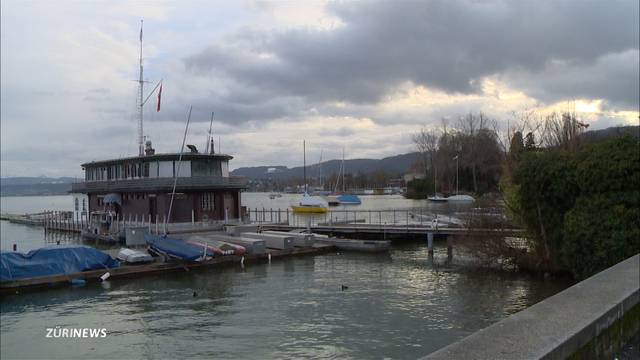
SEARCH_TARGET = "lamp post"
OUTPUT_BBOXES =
[453,155,459,195]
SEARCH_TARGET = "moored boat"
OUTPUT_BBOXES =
[446,194,475,202]
[427,195,448,202]
[337,194,361,205]
[292,193,329,213]
[145,234,214,261]
[1,246,119,282]
[313,236,390,252]
[186,236,246,256]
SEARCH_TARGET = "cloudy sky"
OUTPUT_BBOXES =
[1,0,638,177]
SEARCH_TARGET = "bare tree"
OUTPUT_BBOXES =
[541,111,589,151]
[412,126,439,176]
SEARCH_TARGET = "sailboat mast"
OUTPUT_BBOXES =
[456,156,459,195]
[303,140,307,193]
[138,20,145,156]
[342,147,345,193]
[434,163,437,195]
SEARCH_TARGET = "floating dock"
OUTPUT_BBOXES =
[0,245,334,295]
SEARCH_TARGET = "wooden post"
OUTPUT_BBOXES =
[191,210,195,225]
[155,214,159,234]
[149,214,152,232]
[286,208,289,225]
[427,232,434,258]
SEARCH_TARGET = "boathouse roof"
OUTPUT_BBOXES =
[81,153,233,168]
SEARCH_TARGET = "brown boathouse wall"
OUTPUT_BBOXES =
[88,190,240,223]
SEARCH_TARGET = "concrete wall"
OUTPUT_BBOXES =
[423,254,640,360]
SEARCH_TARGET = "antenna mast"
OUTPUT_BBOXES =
[137,19,145,156]
[205,112,215,154]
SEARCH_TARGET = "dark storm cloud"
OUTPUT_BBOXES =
[185,0,639,113]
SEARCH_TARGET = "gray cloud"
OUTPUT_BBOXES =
[506,49,639,109]
[185,0,639,113]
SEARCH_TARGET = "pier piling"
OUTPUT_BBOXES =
[427,232,434,258]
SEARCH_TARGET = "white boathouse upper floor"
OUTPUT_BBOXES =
[81,153,232,182]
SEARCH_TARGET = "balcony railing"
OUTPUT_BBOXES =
[71,176,247,193]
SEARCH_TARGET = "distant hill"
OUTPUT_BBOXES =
[581,125,639,143]
[0,177,79,196]
[231,152,420,180]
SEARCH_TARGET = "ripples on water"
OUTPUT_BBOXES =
[0,243,572,360]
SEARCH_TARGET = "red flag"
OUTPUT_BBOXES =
[156,83,162,112]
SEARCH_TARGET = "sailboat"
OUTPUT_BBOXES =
[446,155,475,202]
[292,140,329,213]
[427,161,448,202]
[331,148,362,205]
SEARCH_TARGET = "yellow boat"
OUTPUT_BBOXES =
[292,193,329,213]
[291,205,328,213]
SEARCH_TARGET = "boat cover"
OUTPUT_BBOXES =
[0,245,119,282]
[337,194,361,204]
[299,193,329,207]
[145,234,214,261]
[116,248,154,263]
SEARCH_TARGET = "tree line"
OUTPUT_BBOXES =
[409,113,504,197]
[413,111,639,279]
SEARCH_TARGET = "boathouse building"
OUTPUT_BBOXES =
[71,143,247,223]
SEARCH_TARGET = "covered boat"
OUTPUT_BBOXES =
[0,245,119,282]
[427,195,448,202]
[116,248,154,264]
[186,236,246,256]
[446,194,475,202]
[337,194,361,205]
[145,234,214,261]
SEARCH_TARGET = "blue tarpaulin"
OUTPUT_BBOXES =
[103,193,122,206]
[0,245,119,282]
[337,194,362,204]
[145,234,213,261]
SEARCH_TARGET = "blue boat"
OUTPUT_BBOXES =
[145,234,214,261]
[337,194,362,205]
[0,245,119,282]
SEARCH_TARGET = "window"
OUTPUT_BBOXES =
[201,193,215,211]
[82,199,86,212]
[74,198,79,211]
[192,159,222,177]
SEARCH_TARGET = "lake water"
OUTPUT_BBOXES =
[0,195,572,359]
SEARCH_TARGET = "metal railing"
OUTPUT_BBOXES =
[245,208,469,228]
